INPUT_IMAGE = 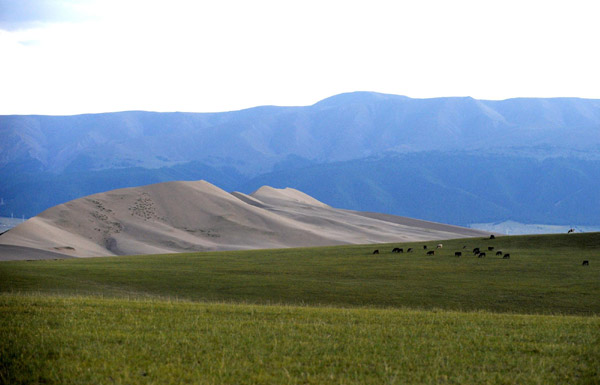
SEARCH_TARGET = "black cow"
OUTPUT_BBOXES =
[488,246,494,251]
[426,250,435,255]
[582,260,589,266]
[392,247,403,253]
[503,254,510,259]
[407,248,413,253]
[373,249,379,255]
[478,252,486,258]
[489,234,496,239]
[473,247,480,254]
[423,245,428,250]
[496,251,503,256]
[455,252,462,257]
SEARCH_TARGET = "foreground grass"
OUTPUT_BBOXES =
[1,294,598,385]
[1,233,599,314]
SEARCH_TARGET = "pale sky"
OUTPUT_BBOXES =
[1,0,599,115]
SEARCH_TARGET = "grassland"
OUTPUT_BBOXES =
[1,232,599,383]
[2,295,599,384]
[1,232,599,314]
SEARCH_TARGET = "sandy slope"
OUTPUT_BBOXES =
[0,180,491,260]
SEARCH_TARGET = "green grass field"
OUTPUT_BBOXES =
[1,232,599,383]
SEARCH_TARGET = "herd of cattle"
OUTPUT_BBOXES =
[372,234,514,259]
[373,234,590,266]
[374,244,509,258]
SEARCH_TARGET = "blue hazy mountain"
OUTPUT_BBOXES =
[1,92,599,225]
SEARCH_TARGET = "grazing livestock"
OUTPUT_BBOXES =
[503,254,510,259]
[407,248,413,253]
[463,245,467,249]
[437,243,443,249]
[478,252,486,258]
[489,234,496,239]
[473,247,480,254]
[568,228,575,234]
[496,251,503,256]
[423,245,427,250]
[426,250,435,255]
[392,247,403,253]
[488,246,494,251]
[373,249,379,255]
[455,252,462,257]
[582,260,589,266]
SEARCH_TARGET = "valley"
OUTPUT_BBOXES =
[2,92,600,384]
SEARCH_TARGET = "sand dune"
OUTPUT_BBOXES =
[0,180,491,260]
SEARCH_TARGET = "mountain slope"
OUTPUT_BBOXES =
[237,153,600,226]
[0,180,489,259]
[2,93,599,175]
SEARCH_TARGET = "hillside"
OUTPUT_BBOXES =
[238,153,600,225]
[3,93,600,175]
[0,180,488,260]
[2,92,600,225]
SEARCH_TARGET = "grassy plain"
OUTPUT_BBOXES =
[1,232,599,314]
[1,232,599,384]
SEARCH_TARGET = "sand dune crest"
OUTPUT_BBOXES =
[0,180,490,260]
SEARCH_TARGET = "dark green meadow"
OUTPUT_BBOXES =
[1,232,599,384]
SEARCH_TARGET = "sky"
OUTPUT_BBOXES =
[1,0,599,115]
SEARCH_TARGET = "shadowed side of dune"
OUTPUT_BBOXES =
[0,245,75,261]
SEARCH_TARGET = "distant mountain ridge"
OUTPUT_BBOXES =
[1,92,599,226]
[3,92,600,174]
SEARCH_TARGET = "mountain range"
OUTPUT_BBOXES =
[1,92,599,226]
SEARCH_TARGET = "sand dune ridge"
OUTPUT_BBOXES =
[0,180,491,260]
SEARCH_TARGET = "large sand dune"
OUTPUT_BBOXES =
[0,180,491,260]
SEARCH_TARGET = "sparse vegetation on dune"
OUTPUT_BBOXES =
[1,232,599,383]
